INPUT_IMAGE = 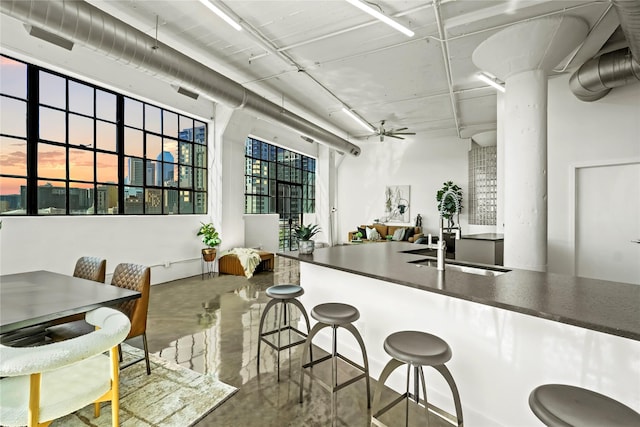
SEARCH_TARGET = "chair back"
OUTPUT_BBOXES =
[73,256,106,283]
[111,263,150,339]
[0,308,130,427]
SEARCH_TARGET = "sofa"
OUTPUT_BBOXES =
[348,224,423,243]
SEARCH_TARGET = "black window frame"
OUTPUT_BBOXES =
[0,54,208,216]
[244,136,316,251]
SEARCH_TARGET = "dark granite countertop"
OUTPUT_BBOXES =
[460,233,504,240]
[279,243,640,341]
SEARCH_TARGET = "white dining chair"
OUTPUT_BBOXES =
[0,307,131,427]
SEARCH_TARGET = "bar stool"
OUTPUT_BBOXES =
[257,284,311,381]
[372,330,463,427]
[299,302,371,411]
[529,384,640,426]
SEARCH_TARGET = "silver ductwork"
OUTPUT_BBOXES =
[0,0,361,156]
[569,48,640,101]
[570,0,640,102]
[613,0,640,63]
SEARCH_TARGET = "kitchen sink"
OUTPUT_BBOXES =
[409,258,510,276]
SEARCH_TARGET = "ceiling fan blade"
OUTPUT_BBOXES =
[392,127,408,132]
[389,131,416,135]
[387,134,404,140]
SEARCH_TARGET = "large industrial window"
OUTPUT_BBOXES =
[0,55,207,215]
[244,136,316,251]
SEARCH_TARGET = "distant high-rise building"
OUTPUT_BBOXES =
[127,157,144,186]
[156,151,174,186]
[145,160,156,187]
[178,125,206,144]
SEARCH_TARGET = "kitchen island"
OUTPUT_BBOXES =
[280,242,640,426]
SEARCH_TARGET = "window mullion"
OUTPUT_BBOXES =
[26,65,39,215]
[116,95,125,214]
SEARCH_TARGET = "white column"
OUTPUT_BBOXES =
[472,16,588,271]
[504,70,547,270]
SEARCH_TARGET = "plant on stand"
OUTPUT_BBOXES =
[436,181,463,229]
[197,222,221,261]
[293,223,321,254]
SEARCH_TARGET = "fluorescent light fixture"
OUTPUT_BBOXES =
[477,72,505,93]
[342,107,376,133]
[198,0,242,31]
[344,0,414,37]
[24,25,74,50]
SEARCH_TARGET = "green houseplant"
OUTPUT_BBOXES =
[197,222,221,261]
[436,181,463,228]
[293,223,321,254]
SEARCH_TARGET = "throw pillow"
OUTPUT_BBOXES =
[403,227,415,241]
[366,226,375,240]
[357,226,367,238]
[366,227,381,240]
[392,227,406,241]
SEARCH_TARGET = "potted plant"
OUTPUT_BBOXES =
[293,223,321,254]
[352,231,364,242]
[436,181,463,229]
[197,222,221,261]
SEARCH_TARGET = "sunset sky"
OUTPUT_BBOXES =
[1,56,194,196]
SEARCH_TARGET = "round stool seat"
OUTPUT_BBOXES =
[384,331,452,366]
[529,384,640,427]
[311,303,359,325]
[266,284,304,299]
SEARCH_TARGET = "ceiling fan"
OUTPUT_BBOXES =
[377,120,416,141]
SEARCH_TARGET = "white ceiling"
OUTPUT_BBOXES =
[3,1,621,145]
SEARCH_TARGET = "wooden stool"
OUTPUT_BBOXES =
[529,384,640,426]
[257,284,311,381]
[372,330,463,427]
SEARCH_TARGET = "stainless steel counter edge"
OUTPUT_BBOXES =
[279,243,640,341]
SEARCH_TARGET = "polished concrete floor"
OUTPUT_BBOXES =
[144,256,453,427]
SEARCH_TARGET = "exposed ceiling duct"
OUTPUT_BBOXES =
[570,0,640,102]
[0,0,361,156]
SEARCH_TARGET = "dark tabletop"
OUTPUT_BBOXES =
[280,243,640,341]
[0,270,140,334]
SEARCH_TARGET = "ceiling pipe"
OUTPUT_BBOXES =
[0,0,361,156]
[613,0,640,63]
[432,0,461,138]
[569,48,640,101]
[570,0,640,102]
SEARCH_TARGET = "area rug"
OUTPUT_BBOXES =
[56,343,238,426]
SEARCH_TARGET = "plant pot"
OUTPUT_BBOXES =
[298,240,315,255]
[202,248,217,262]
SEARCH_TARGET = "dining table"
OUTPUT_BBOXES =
[0,270,140,335]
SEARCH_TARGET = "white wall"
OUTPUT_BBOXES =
[336,136,470,243]
[244,214,279,253]
[547,74,640,275]
[0,215,209,284]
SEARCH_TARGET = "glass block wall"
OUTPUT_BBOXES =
[468,142,497,225]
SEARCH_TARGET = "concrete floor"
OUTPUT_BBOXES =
[144,256,453,427]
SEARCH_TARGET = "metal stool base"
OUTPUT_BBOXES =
[299,322,371,409]
[372,359,463,427]
[257,296,311,381]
